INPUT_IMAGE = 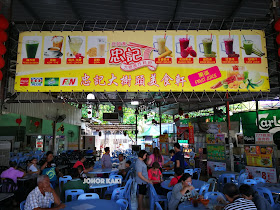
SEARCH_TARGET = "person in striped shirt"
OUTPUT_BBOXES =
[223,183,257,210]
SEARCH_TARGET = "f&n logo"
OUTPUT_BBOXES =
[60,78,78,86]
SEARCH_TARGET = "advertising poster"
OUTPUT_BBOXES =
[188,122,194,144]
[207,161,226,176]
[15,30,269,92]
[255,133,274,145]
[206,133,225,144]
[177,127,189,140]
[159,134,168,143]
[160,143,168,155]
[245,166,277,183]
[207,145,225,161]
[145,144,153,153]
[244,145,273,154]
[246,153,273,167]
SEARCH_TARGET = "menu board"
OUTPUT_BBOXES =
[244,145,273,154]
[207,145,225,161]
[246,166,277,183]
[246,153,273,167]
[206,133,225,144]
[15,30,269,92]
[255,133,274,145]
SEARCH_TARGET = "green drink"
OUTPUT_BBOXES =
[243,71,249,80]
[243,40,253,55]
[202,38,212,55]
[26,40,39,58]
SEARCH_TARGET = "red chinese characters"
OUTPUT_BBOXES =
[147,73,159,87]
[109,47,142,64]
[244,57,261,64]
[80,73,91,86]
[93,75,106,86]
[161,73,174,87]
[22,58,39,64]
[175,74,187,87]
[135,75,145,86]
[120,75,132,87]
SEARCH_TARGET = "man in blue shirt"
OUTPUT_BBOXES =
[163,149,188,169]
[173,143,186,169]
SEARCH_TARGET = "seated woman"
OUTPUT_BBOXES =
[168,173,199,210]
[27,158,40,174]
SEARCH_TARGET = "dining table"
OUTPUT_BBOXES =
[88,168,119,174]
[0,193,14,202]
[211,171,239,179]
[161,179,207,191]
[62,199,119,209]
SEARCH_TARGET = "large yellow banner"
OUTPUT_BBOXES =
[15,30,269,92]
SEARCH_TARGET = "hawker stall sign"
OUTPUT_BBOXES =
[15,30,269,92]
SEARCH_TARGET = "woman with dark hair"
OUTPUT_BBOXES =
[136,150,152,210]
[147,147,164,168]
[168,173,199,210]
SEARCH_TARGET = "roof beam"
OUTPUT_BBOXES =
[66,0,82,20]
[17,0,41,20]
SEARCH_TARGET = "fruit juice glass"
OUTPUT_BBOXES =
[69,37,83,54]
[26,40,39,58]
[224,38,233,55]
[97,39,106,57]
[179,38,189,56]
[243,40,253,55]
[157,38,166,55]
[53,36,63,51]
[202,38,212,55]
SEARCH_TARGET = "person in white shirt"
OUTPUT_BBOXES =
[118,154,126,171]
[28,158,40,174]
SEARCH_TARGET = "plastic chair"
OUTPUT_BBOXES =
[199,184,210,195]
[65,189,84,202]
[1,178,16,193]
[238,173,248,186]
[116,198,129,210]
[110,170,119,176]
[148,183,168,210]
[167,191,172,202]
[184,169,194,176]
[105,175,123,195]
[204,192,226,205]
[155,202,163,210]
[78,193,99,200]
[123,170,132,184]
[217,174,236,192]
[193,168,201,180]
[214,166,226,171]
[253,177,266,184]
[239,169,245,175]
[207,178,217,192]
[255,187,275,205]
[59,175,72,192]
[243,179,257,186]
[20,200,25,210]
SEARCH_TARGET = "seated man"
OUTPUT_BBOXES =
[1,161,25,184]
[24,175,65,210]
[61,168,89,202]
[223,183,257,210]
[118,154,126,172]
[163,149,189,170]
[239,184,272,210]
[73,154,93,173]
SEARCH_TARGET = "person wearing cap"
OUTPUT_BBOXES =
[73,154,93,173]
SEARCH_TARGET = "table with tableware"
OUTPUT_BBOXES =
[0,193,14,202]
[88,168,119,174]
[62,199,119,210]
[161,179,207,191]
[178,201,208,210]
[112,163,119,168]
[18,173,38,187]
[212,171,239,179]
[162,169,175,175]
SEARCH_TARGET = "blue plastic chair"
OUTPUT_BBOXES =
[243,179,257,186]
[238,173,248,186]
[78,193,99,200]
[155,201,163,210]
[148,183,168,210]
[20,200,25,210]
[193,168,201,180]
[253,177,266,184]
[239,169,245,175]
[184,169,194,175]
[123,170,132,184]
[105,175,123,195]
[214,166,226,171]
[59,175,72,192]
[116,198,129,210]
[255,187,275,205]
[207,178,217,192]
[199,184,210,195]
[217,174,236,192]
[167,191,172,202]
[204,192,226,205]
[110,170,119,176]
[65,189,84,202]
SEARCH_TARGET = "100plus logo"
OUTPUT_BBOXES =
[257,113,280,133]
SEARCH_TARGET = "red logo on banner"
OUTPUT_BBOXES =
[89,58,105,64]
[20,78,29,86]
[244,57,261,64]
[22,58,39,64]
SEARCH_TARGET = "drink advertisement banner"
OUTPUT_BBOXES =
[245,166,277,183]
[15,30,269,92]
[246,153,273,167]
[207,144,225,161]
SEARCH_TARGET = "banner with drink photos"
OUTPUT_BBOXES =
[14,30,269,92]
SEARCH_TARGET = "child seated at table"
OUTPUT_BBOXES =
[148,162,169,195]
[168,167,184,187]
[27,158,40,174]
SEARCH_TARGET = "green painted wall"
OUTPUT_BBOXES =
[0,113,27,126]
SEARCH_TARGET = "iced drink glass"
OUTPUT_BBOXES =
[26,40,39,58]
[53,36,63,51]
[69,37,83,55]
[97,39,106,57]
[224,38,233,55]
[179,38,189,57]
[157,38,166,55]
[202,38,212,55]
[243,40,253,55]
